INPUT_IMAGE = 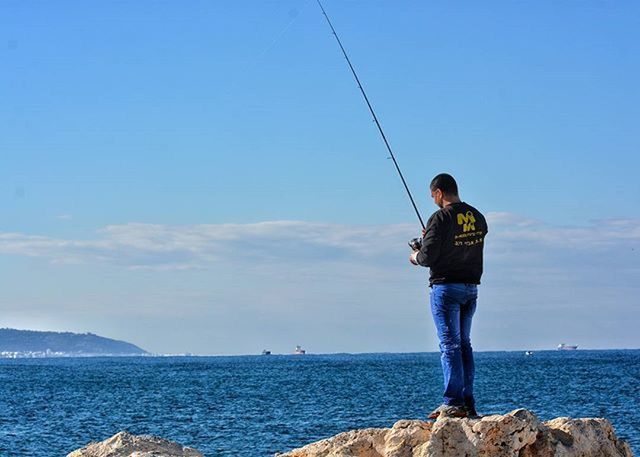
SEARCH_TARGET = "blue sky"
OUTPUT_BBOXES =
[1,1,639,354]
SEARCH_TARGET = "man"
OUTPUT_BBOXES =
[409,173,488,419]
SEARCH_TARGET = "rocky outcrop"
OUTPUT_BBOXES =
[276,409,633,457]
[67,431,203,457]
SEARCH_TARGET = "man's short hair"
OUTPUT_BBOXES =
[430,173,458,196]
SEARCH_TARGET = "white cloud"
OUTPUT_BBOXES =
[487,213,640,249]
[0,221,413,269]
[0,213,638,270]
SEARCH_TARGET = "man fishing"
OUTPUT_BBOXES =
[410,173,488,420]
[315,1,487,420]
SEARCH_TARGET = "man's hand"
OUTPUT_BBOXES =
[422,228,427,237]
[409,251,419,265]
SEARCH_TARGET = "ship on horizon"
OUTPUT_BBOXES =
[557,343,578,351]
[293,345,306,355]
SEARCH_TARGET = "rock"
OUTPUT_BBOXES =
[275,409,633,457]
[278,427,389,457]
[67,431,203,457]
[521,417,634,457]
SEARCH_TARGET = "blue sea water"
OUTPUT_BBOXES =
[0,350,638,456]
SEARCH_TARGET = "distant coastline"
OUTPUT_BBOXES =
[0,328,148,358]
[2,328,636,359]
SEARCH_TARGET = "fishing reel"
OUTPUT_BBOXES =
[408,237,422,251]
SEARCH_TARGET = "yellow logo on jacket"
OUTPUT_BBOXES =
[457,211,476,232]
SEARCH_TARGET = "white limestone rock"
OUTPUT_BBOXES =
[275,409,632,457]
[67,431,203,457]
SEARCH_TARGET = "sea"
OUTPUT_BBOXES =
[0,350,638,456]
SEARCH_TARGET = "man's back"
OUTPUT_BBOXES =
[417,202,487,285]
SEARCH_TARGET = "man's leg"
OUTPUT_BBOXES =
[430,284,465,406]
[460,285,478,412]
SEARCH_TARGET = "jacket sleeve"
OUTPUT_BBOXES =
[415,213,442,267]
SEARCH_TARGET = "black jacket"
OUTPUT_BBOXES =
[415,202,487,286]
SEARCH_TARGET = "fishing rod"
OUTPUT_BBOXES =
[315,0,425,230]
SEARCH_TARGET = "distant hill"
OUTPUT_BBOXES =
[0,328,148,355]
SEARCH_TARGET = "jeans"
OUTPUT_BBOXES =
[430,283,477,408]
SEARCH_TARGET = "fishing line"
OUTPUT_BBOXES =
[222,1,311,98]
[315,0,425,230]
[256,0,312,60]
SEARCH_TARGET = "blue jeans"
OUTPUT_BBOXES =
[430,283,477,408]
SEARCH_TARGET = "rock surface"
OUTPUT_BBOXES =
[276,409,633,457]
[67,431,203,457]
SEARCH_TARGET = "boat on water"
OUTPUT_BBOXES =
[557,343,578,351]
[293,345,306,355]
[261,349,271,355]
[525,351,534,356]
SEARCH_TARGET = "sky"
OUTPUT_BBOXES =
[1,1,639,355]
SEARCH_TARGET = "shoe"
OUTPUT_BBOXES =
[465,405,481,419]
[427,404,468,420]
